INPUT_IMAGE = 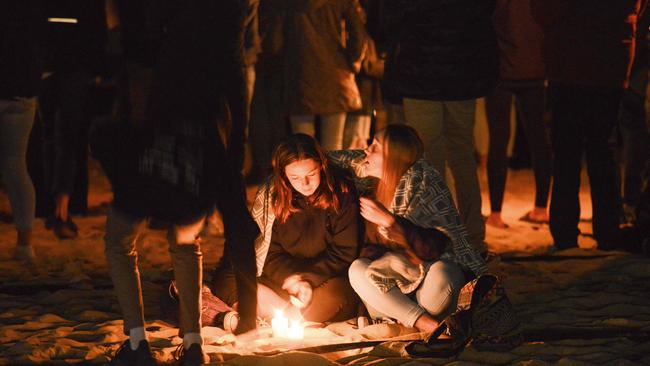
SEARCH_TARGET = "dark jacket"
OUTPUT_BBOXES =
[538,0,647,88]
[493,0,546,81]
[283,0,366,115]
[262,186,360,288]
[94,0,249,224]
[383,0,499,101]
[0,1,44,98]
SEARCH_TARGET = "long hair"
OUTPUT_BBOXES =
[375,125,424,207]
[271,134,350,223]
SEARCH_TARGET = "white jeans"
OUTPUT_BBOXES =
[290,113,346,150]
[349,257,466,327]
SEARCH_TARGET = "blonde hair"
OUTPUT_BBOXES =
[375,125,424,208]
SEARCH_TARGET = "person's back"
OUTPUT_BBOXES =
[384,0,498,101]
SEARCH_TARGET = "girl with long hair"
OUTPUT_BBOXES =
[332,125,486,333]
[255,133,361,322]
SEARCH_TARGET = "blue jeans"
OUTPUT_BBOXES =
[349,258,466,327]
[0,97,36,231]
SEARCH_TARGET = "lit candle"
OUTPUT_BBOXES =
[287,319,304,340]
[271,309,288,338]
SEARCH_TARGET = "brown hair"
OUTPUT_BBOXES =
[271,134,349,223]
[375,125,424,207]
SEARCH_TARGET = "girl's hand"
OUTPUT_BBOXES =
[282,274,313,308]
[360,197,396,228]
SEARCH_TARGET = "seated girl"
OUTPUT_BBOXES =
[330,125,487,333]
[213,134,361,323]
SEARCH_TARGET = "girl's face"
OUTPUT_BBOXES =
[363,134,384,178]
[284,158,321,197]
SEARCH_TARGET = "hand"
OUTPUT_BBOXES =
[360,197,396,228]
[282,274,313,308]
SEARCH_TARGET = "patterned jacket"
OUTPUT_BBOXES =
[251,150,487,277]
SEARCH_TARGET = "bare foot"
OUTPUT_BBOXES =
[486,213,508,229]
[528,207,549,223]
[414,313,439,333]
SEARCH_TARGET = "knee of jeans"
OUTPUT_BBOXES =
[348,259,370,289]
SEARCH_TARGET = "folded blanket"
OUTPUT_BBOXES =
[366,252,426,294]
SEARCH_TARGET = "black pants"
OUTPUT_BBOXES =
[485,80,551,212]
[619,85,650,207]
[38,70,92,218]
[549,84,622,248]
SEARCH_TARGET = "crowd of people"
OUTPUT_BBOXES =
[1,0,649,365]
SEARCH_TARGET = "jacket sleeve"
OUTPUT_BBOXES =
[261,225,305,287]
[386,216,450,262]
[300,194,361,287]
[343,0,367,73]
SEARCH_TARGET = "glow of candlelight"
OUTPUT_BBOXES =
[287,319,304,340]
[271,309,288,338]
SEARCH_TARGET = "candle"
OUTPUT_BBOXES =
[287,319,304,340]
[271,309,288,338]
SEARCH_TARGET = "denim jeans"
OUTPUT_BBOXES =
[343,114,371,149]
[0,97,36,231]
[104,206,205,337]
[290,113,346,150]
[403,98,485,252]
[349,258,466,327]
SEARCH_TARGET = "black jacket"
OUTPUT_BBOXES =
[383,0,499,102]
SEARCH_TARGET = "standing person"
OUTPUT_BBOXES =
[331,125,487,332]
[39,0,107,239]
[383,0,499,255]
[618,4,650,227]
[484,0,552,228]
[92,1,258,365]
[1,1,44,262]
[214,134,361,323]
[542,0,648,250]
[284,0,366,151]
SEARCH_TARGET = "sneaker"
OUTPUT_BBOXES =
[215,311,239,333]
[174,343,208,366]
[13,245,35,262]
[110,340,157,366]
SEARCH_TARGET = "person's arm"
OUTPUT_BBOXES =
[261,226,305,287]
[343,0,368,73]
[300,195,361,287]
[383,216,449,262]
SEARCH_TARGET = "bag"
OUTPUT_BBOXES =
[406,274,522,357]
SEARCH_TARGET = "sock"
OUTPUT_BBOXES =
[129,327,146,350]
[183,332,203,349]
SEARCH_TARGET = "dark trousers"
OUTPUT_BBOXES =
[485,80,552,212]
[619,85,650,208]
[549,84,622,248]
[38,70,91,215]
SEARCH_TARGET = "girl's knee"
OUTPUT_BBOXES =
[348,258,370,287]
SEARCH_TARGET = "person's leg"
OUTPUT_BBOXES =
[403,98,446,176]
[443,100,486,253]
[51,70,91,237]
[515,83,552,220]
[415,260,466,320]
[103,206,148,341]
[549,84,583,248]
[216,168,260,333]
[168,217,205,346]
[320,112,346,150]
[584,88,623,248]
[300,276,358,322]
[348,258,427,327]
[484,85,513,228]
[0,97,37,259]
[343,114,372,149]
[619,86,649,222]
[290,114,316,137]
